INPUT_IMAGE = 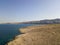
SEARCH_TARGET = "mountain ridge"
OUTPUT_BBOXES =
[4,18,60,24]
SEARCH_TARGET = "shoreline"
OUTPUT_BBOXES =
[7,24,60,45]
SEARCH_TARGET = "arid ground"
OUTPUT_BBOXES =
[7,24,60,45]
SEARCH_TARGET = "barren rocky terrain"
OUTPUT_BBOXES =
[7,24,60,45]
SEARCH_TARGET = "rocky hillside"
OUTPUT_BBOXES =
[7,24,60,45]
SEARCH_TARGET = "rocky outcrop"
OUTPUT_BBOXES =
[7,24,60,45]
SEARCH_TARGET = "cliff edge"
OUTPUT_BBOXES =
[7,24,60,45]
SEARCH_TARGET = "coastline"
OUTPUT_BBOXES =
[7,24,60,45]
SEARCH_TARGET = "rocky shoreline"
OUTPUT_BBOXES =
[7,24,60,45]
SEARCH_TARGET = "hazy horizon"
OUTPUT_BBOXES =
[0,0,60,23]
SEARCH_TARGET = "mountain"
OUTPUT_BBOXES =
[4,18,60,24]
[17,18,60,24]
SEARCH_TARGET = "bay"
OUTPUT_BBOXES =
[0,24,35,45]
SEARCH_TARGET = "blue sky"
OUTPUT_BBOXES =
[0,0,60,23]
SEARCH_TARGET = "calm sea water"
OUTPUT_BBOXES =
[0,24,35,45]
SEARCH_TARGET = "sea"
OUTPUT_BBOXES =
[0,24,36,45]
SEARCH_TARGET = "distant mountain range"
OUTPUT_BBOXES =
[5,18,60,24]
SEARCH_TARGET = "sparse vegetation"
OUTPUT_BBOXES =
[7,24,60,45]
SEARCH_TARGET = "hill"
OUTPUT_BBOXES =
[4,18,60,24]
[7,24,60,45]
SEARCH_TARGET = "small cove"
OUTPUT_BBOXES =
[0,24,39,45]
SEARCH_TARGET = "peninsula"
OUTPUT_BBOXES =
[7,24,60,45]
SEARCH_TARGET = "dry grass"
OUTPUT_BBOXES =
[8,24,60,45]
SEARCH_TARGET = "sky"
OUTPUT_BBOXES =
[0,0,60,23]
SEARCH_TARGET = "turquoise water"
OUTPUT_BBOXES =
[0,24,34,45]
